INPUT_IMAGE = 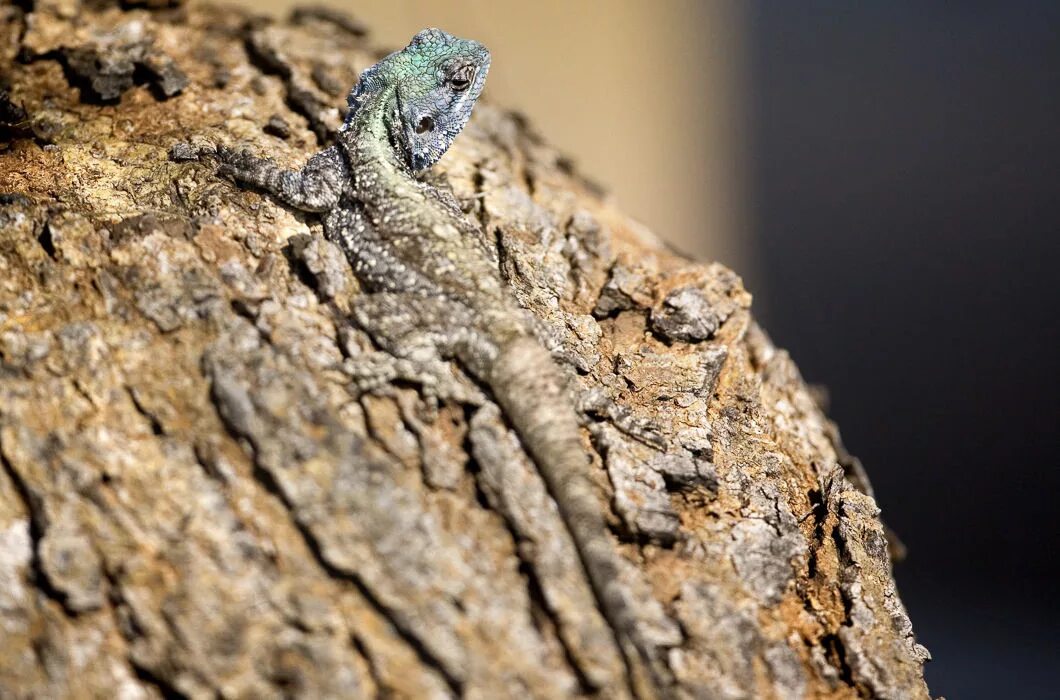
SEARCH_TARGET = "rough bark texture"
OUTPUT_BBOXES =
[0,2,931,698]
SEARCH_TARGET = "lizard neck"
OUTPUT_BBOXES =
[344,85,433,214]
[340,83,511,310]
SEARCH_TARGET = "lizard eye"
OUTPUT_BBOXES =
[448,67,475,93]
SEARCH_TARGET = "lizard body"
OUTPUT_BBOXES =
[205,29,668,696]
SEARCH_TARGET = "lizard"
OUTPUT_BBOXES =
[191,29,671,697]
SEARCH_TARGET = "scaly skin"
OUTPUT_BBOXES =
[204,29,670,697]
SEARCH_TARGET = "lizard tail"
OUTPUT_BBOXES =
[488,336,665,698]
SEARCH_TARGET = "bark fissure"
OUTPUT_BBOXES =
[469,455,601,693]
[127,646,192,700]
[0,438,71,613]
[243,22,337,145]
[126,385,166,437]
[206,377,465,696]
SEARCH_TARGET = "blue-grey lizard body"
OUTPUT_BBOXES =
[195,29,670,697]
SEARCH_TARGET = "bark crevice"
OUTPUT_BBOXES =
[206,364,466,695]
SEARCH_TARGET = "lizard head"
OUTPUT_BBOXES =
[347,29,490,172]
[395,28,490,171]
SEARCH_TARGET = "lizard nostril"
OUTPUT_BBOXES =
[416,116,435,134]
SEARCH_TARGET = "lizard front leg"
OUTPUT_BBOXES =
[213,144,349,213]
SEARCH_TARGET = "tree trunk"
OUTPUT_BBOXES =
[0,2,931,698]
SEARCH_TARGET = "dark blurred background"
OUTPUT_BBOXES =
[746,3,1060,698]
[239,1,1059,695]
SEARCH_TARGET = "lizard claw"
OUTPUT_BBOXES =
[213,145,275,182]
[168,141,204,162]
[168,140,224,163]
[168,141,256,182]
[213,145,254,179]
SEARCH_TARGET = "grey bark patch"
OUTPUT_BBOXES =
[651,286,720,343]
[728,518,801,606]
[593,261,655,317]
[651,452,718,491]
[591,424,680,544]
[39,517,104,613]
[264,114,291,140]
[55,28,187,102]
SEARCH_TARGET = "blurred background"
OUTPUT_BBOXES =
[234,1,1060,696]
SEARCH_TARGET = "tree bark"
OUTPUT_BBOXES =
[0,2,931,698]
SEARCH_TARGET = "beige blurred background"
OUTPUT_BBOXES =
[227,0,750,273]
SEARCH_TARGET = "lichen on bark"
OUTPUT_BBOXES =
[0,2,930,698]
